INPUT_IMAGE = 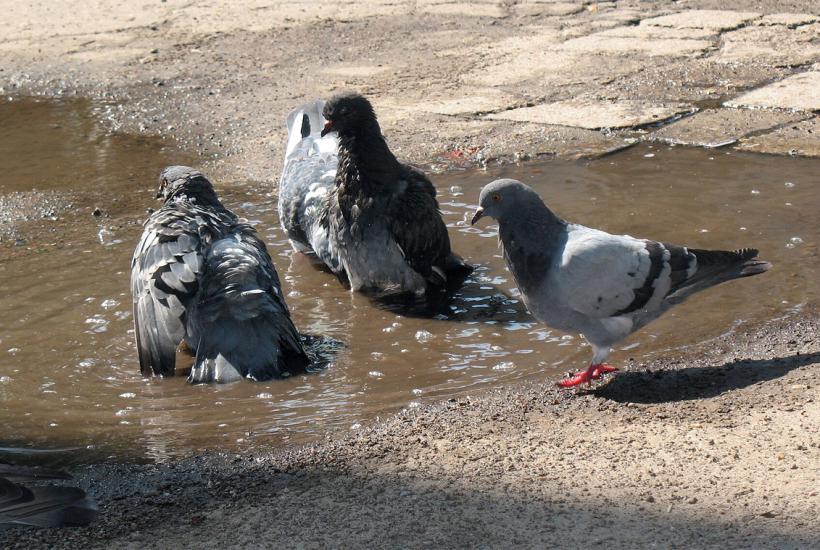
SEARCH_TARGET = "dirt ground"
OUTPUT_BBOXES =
[1,1,819,548]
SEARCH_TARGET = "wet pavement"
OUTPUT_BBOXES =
[1,96,817,465]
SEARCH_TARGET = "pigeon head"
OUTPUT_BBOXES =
[320,92,378,137]
[157,166,217,203]
[472,179,546,225]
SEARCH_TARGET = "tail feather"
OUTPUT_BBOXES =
[279,99,340,268]
[442,252,474,291]
[189,317,309,384]
[667,247,771,305]
[187,236,310,384]
[283,99,332,159]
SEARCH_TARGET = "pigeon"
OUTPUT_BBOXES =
[131,166,310,383]
[279,92,472,296]
[0,463,97,528]
[471,178,772,388]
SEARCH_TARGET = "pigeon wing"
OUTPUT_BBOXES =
[131,206,209,376]
[387,167,450,282]
[188,228,309,383]
[554,226,767,320]
[553,227,677,318]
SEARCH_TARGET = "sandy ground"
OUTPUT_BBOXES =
[1,1,820,548]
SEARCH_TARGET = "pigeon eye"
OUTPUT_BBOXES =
[491,193,501,203]
[339,107,348,115]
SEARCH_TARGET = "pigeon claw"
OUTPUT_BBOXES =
[556,363,618,388]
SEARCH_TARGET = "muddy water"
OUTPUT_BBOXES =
[1,97,818,465]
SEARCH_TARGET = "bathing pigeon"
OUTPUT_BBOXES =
[0,463,97,527]
[279,92,472,296]
[471,179,771,388]
[131,166,309,383]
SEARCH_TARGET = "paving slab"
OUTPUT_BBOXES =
[487,98,691,130]
[598,25,717,40]
[421,2,507,18]
[412,90,520,116]
[716,23,820,67]
[444,30,563,59]
[736,117,820,156]
[756,13,818,28]
[514,2,583,17]
[649,108,807,148]
[725,71,820,111]
[321,65,393,78]
[556,34,713,57]
[641,10,761,31]
[462,49,580,87]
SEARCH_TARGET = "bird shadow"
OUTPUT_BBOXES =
[594,351,820,404]
[369,278,532,323]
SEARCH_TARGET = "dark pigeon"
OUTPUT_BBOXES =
[0,463,97,528]
[279,92,472,296]
[472,178,772,388]
[131,166,309,383]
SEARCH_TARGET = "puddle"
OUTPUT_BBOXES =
[1,99,817,465]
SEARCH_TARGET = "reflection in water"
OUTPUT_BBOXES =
[0,99,818,465]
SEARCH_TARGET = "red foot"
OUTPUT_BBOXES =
[556,363,618,388]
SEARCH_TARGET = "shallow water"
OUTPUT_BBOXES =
[1,97,817,465]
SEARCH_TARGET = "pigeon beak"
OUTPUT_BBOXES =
[320,120,334,137]
[470,207,484,225]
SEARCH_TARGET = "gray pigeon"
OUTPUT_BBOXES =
[131,166,309,383]
[471,179,771,388]
[279,92,472,296]
[0,463,97,528]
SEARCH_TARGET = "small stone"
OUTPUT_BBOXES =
[92,207,103,217]
[688,497,698,504]
[646,495,655,503]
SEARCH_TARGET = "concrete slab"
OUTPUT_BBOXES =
[486,98,691,130]
[736,117,820,157]
[649,108,807,148]
[716,24,820,67]
[421,2,507,18]
[413,90,520,116]
[515,2,583,17]
[321,65,392,78]
[462,49,579,87]
[641,10,761,31]
[598,25,717,40]
[456,30,563,58]
[726,71,820,111]
[556,34,712,57]
[757,13,818,28]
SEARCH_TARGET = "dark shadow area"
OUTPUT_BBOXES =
[371,276,532,323]
[595,351,820,404]
[0,458,815,549]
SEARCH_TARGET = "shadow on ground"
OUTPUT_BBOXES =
[0,460,816,549]
[595,351,820,404]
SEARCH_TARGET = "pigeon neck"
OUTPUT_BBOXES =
[337,120,401,191]
[498,204,565,294]
[166,183,223,208]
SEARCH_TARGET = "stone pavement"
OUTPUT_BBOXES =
[1,1,818,178]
